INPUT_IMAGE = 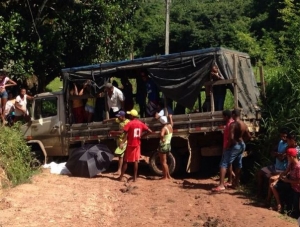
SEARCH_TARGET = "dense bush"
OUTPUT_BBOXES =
[0,124,36,187]
[254,63,300,167]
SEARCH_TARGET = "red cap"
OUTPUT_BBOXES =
[286,148,297,157]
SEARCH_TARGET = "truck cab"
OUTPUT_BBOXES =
[22,91,68,163]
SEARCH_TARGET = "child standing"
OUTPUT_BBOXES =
[103,110,130,175]
[158,116,173,180]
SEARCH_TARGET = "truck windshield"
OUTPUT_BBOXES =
[34,97,58,119]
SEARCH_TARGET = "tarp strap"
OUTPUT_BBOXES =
[91,70,95,81]
[192,57,196,67]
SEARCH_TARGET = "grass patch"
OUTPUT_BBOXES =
[0,124,36,187]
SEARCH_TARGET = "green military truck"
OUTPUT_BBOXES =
[21,47,261,175]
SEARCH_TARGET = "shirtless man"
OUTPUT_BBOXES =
[212,109,252,192]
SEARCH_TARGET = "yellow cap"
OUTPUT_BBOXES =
[127,109,138,117]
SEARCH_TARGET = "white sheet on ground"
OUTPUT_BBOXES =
[42,162,71,175]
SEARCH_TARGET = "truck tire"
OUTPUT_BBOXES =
[149,151,176,176]
[30,149,45,168]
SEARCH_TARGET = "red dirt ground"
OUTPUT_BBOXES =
[0,166,297,227]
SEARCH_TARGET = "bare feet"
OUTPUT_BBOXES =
[118,176,127,182]
[159,177,168,180]
[128,177,137,183]
[212,186,226,192]
[269,204,281,212]
[113,171,121,176]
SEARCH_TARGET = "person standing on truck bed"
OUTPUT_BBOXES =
[158,115,173,180]
[103,110,130,175]
[212,109,251,192]
[70,83,85,123]
[118,109,152,182]
[120,77,134,112]
[79,80,96,123]
[211,65,226,111]
[136,72,147,118]
[141,73,159,117]
[14,88,33,123]
[104,83,125,118]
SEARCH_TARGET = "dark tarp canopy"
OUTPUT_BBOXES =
[62,47,260,115]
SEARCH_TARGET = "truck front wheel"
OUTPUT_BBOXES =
[30,149,45,168]
[149,151,176,176]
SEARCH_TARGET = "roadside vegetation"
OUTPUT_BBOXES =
[252,3,300,169]
[0,124,36,187]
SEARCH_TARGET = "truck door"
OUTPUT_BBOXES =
[30,96,63,156]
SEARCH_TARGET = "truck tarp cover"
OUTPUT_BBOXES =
[62,47,260,114]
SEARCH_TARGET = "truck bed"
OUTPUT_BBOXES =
[65,111,259,143]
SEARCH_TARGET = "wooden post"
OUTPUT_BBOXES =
[163,95,168,116]
[104,79,109,120]
[104,93,109,120]
[210,84,214,112]
[199,93,202,112]
[259,66,266,98]
[163,0,170,116]
[165,0,171,55]
[233,54,238,109]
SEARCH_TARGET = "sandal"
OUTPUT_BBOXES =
[224,182,232,187]
[212,186,226,192]
[269,204,281,212]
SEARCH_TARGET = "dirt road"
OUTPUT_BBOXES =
[0,163,297,227]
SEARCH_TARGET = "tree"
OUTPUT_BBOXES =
[132,0,260,60]
[0,0,138,92]
[131,2,165,57]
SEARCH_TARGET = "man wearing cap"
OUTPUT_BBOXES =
[105,82,125,118]
[103,110,130,175]
[118,109,152,182]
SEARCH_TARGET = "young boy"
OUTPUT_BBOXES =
[270,133,300,212]
[103,110,130,175]
[119,109,152,182]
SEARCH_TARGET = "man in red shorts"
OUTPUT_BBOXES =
[118,109,152,182]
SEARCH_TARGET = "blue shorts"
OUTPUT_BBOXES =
[0,90,8,98]
[220,142,245,169]
[85,104,95,113]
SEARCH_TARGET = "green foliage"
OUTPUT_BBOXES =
[131,2,165,56]
[0,125,36,186]
[0,0,138,92]
[133,0,258,57]
[46,77,62,92]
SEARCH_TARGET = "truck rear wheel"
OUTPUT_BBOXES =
[149,151,176,176]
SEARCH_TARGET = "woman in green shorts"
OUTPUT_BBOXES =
[158,116,173,180]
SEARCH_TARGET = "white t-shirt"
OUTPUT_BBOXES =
[107,87,125,112]
[4,99,15,116]
[15,95,28,116]
[158,106,174,117]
